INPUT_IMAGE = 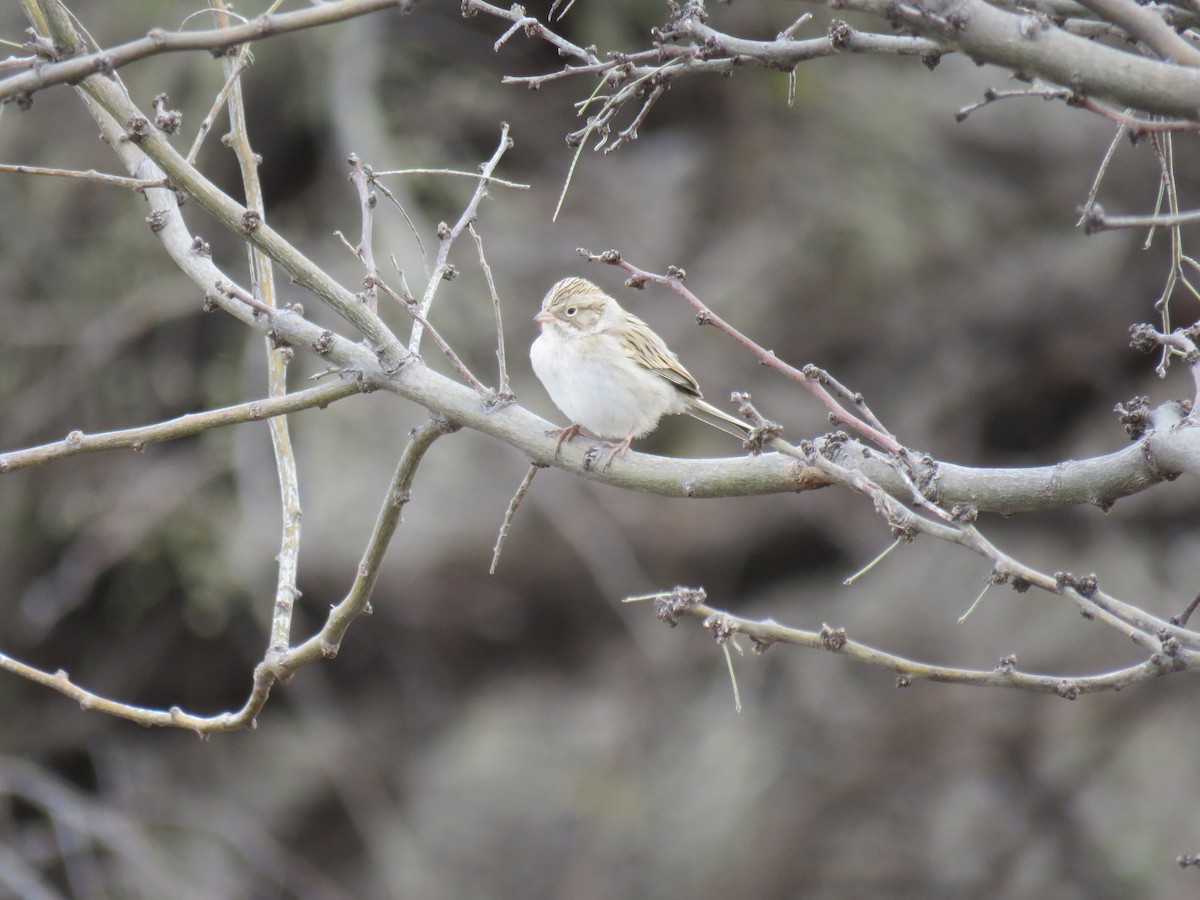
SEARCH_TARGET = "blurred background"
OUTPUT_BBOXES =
[2,1,1198,897]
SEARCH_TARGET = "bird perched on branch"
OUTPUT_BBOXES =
[530,276,750,466]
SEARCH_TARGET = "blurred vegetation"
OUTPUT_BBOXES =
[1,1,1198,898]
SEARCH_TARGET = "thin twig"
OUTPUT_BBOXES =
[469,221,512,397]
[373,167,529,190]
[408,123,514,353]
[604,82,666,154]
[955,84,1200,135]
[185,49,250,166]
[489,463,542,574]
[0,163,163,189]
[370,177,429,277]
[553,75,611,221]
[957,579,993,623]
[1085,207,1200,231]
[347,153,379,313]
[0,381,362,473]
[720,641,743,713]
[549,0,580,21]
[376,274,491,396]
[1174,593,1200,627]
[1076,120,1129,226]
[843,538,903,586]
[463,0,601,66]
[778,12,814,39]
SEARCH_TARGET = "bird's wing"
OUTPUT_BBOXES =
[619,312,702,398]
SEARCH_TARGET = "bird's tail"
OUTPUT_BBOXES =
[686,397,753,439]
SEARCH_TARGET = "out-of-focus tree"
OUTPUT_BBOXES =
[3,0,1200,896]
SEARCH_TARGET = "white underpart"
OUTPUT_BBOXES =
[531,324,686,439]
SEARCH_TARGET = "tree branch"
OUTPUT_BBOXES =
[629,588,1191,696]
[0,381,363,473]
[2,0,410,106]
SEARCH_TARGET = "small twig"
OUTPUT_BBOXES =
[0,381,363,474]
[604,82,666,154]
[807,366,895,441]
[346,153,379,313]
[549,0,580,21]
[373,167,529,190]
[185,49,250,165]
[553,75,611,222]
[501,54,659,89]
[1174,593,1200,627]
[493,14,534,51]
[807,438,1194,651]
[464,0,601,66]
[370,177,428,277]
[1076,120,1129,227]
[720,641,743,713]
[778,11,814,39]
[1154,134,1182,373]
[469,221,512,397]
[1130,324,1200,402]
[955,84,1200,136]
[489,463,542,574]
[409,122,514,353]
[0,651,271,732]
[957,580,993,623]
[0,163,163,189]
[1085,207,1200,231]
[843,538,903,586]
[377,272,490,396]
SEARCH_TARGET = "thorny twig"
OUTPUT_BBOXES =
[578,247,903,454]
[626,588,1191,695]
[578,253,1200,676]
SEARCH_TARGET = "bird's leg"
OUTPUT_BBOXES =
[600,431,635,469]
[550,422,584,458]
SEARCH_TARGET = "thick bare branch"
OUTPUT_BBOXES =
[832,0,1200,118]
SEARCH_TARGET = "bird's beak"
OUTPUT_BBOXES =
[534,310,554,324]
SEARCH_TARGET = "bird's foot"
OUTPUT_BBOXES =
[599,434,634,470]
[549,423,584,458]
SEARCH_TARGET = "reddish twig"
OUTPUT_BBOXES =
[577,247,903,454]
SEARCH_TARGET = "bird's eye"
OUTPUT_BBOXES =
[565,306,578,317]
